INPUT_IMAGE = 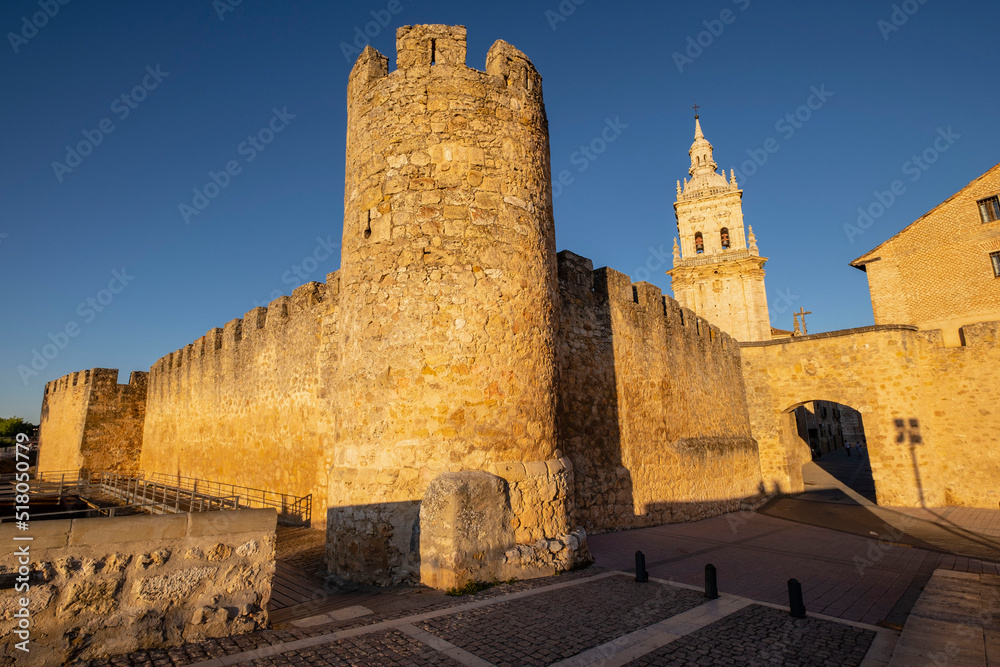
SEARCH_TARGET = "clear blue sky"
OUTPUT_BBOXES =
[3,0,998,421]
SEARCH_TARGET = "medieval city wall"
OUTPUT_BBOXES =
[140,280,334,519]
[556,250,762,534]
[741,322,1000,509]
[38,369,148,474]
[0,509,275,666]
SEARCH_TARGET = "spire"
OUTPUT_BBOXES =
[748,226,758,254]
[685,114,727,190]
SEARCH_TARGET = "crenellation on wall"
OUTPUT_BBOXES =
[222,318,243,348]
[244,306,267,331]
[39,368,148,474]
[397,24,467,69]
[142,280,336,520]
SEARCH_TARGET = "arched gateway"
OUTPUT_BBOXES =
[740,323,1000,509]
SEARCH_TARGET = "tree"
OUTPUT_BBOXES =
[0,417,36,445]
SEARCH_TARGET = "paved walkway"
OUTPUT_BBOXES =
[771,450,1000,562]
[85,570,894,666]
[888,569,1000,666]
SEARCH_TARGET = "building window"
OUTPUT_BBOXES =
[720,227,730,249]
[695,232,704,254]
[992,251,1000,277]
[980,196,1000,223]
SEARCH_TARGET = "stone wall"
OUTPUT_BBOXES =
[741,322,1000,509]
[557,250,763,534]
[38,369,147,474]
[0,509,276,666]
[140,280,334,519]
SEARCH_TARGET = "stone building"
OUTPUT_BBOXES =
[851,163,1000,346]
[667,116,772,342]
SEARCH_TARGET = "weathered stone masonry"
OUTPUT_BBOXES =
[38,368,147,474]
[37,26,767,589]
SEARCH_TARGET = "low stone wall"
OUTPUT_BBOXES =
[0,509,276,666]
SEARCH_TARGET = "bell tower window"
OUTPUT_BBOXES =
[720,227,730,249]
[695,232,704,254]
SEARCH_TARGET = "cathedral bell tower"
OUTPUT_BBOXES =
[666,115,772,342]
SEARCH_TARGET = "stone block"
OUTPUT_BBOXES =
[69,514,187,546]
[186,509,277,538]
[0,518,70,550]
[419,471,514,590]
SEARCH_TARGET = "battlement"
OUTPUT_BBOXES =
[397,24,467,68]
[348,24,542,97]
[151,279,331,376]
[44,368,147,395]
[556,250,737,354]
[958,320,1000,347]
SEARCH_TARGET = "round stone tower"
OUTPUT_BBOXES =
[330,25,560,584]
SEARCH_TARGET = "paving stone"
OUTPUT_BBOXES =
[627,604,875,666]
[416,575,707,666]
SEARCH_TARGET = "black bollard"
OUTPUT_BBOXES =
[788,578,806,618]
[635,551,648,583]
[704,564,719,599]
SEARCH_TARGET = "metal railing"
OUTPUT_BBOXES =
[1,469,310,526]
[146,473,311,526]
[94,472,242,515]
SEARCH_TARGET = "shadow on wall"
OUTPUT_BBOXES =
[555,256,633,532]
[555,250,763,533]
[326,500,421,587]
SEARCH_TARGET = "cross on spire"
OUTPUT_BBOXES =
[794,308,813,336]
[691,102,700,118]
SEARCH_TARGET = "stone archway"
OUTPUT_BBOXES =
[740,326,941,508]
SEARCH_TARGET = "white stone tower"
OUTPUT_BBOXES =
[666,115,771,342]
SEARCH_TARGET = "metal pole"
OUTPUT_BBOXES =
[788,578,806,618]
[705,564,720,599]
[635,551,649,583]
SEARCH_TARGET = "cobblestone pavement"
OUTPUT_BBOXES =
[627,604,876,667]
[242,630,461,667]
[416,575,706,666]
[82,571,891,666]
